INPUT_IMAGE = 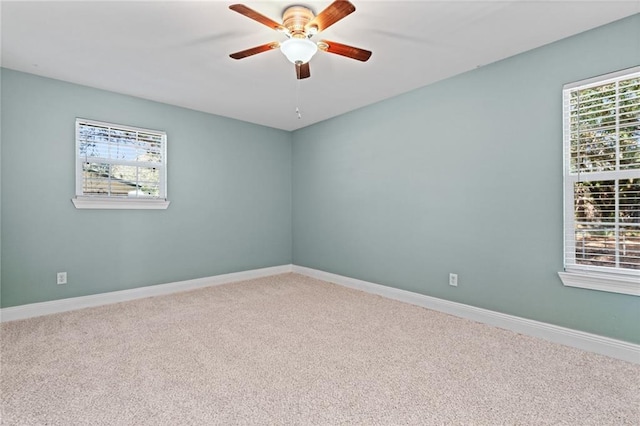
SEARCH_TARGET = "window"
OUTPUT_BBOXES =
[72,118,169,209]
[560,67,639,296]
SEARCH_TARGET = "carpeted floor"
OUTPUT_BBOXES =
[1,273,638,425]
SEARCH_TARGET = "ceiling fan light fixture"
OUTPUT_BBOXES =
[280,38,318,64]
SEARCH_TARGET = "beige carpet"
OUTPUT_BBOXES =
[1,273,638,425]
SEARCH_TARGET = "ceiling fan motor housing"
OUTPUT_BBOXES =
[283,6,315,38]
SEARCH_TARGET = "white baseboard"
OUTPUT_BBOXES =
[293,265,640,364]
[0,264,294,322]
[3,263,637,364]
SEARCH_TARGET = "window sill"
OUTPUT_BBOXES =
[72,197,170,210]
[558,271,639,296]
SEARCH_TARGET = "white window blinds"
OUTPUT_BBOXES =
[75,119,167,201]
[562,67,640,278]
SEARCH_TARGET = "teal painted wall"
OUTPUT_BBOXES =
[1,16,638,344]
[292,15,640,343]
[1,69,292,307]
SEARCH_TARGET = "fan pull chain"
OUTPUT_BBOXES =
[295,80,302,119]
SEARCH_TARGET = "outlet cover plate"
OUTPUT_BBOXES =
[449,273,458,287]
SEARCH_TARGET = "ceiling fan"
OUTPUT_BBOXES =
[229,1,372,79]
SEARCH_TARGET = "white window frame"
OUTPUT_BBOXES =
[559,67,640,296]
[72,118,170,210]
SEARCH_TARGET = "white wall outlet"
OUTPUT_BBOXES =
[449,273,458,287]
[57,272,67,285]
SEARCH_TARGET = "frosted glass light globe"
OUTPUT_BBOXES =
[280,38,318,64]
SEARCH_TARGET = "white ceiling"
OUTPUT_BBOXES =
[2,1,638,131]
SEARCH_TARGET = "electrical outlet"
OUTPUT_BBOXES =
[449,273,458,287]
[57,272,67,285]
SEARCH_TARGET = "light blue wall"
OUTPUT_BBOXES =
[292,14,640,343]
[1,69,292,307]
[2,15,638,344]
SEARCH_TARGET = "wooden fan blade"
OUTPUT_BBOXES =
[229,4,287,32]
[230,42,280,60]
[296,62,311,79]
[318,40,372,62]
[306,1,356,32]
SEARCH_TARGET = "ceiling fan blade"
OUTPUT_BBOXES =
[230,42,280,60]
[318,40,372,62]
[296,62,311,79]
[229,4,287,32]
[306,0,356,33]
